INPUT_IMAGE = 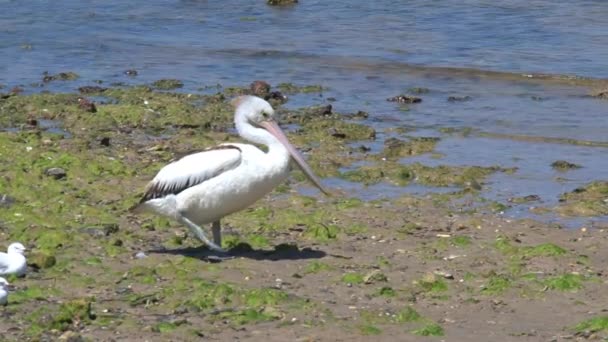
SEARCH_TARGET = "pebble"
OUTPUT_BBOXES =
[45,167,67,180]
[134,251,147,259]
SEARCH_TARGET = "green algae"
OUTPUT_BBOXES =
[551,160,582,171]
[152,79,184,90]
[480,274,512,295]
[381,137,439,159]
[573,316,608,334]
[542,273,584,291]
[304,260,333,274]
[416,275,448,293]
[341,272,365,285]
[359,324,382,335]
[341,162,504,188]
[276,83,323,94]
[412,323,444,336]
[375,286,396,298]
[555,181,608,216]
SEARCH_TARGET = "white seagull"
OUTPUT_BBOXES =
[0,242,27,277]
[134,95,329,253]
[0,277,9,306]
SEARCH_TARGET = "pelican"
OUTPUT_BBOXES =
[0,242,27,277]
[134,95,329,253]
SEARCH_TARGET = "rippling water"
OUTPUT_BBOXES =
[1,0,607,226]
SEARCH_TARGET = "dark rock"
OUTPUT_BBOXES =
[0,194,15,208]
[328,127,346,139]
[99,137,111,147]
[267,0,298,5]
[45,167,67,180]
[78,98,97,113]
[264,91,287,103]
[78,86,107,94]
[42,72,79,83]
[447,95,472,102]
[124,69,138,77]
[250,80,271,97]
[358,145,371,152]
[26,117,38,126]
[84,223,119,237]
[387,95,422,103]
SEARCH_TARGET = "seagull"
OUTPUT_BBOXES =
[134,95,329,253]
[0,242,27,277]
[0,277,9,306]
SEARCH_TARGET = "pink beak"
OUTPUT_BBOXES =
[260,120,330,196]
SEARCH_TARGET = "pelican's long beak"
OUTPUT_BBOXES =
[260,120,330,196]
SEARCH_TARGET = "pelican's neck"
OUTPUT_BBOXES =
[235,117,283,150]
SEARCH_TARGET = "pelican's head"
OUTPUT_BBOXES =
[231,95,276,125]
[7,242,26,255]
[231,95,330,196]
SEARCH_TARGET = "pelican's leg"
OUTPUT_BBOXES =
[212,221,222,247]
[177,214,225,252]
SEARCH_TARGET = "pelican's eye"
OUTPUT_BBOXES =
[261,112,269,119]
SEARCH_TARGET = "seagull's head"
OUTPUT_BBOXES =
[7,242,26,255]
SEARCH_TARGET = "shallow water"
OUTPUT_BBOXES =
[1,0,608,225]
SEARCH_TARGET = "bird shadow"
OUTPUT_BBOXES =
[148,242,326,263]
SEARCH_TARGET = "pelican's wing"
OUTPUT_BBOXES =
[139,145,242,203]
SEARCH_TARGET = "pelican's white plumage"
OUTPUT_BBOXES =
[0,242,27,277]
[0,277,8,306]
[135,95,328,253]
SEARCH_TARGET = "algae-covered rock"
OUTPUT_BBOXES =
[267,0,298,5]
[555,181,608,216]
[382,137,439,158]
[28,252,57,269]
[551,160,582,171]
[152,79,184,90]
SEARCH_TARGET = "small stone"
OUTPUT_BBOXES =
[78,97,97,113]
[99,137,111,147]
[26,117,38,126]
[363,270,388,284]
[264,91,287,103]
[0,194,15,208]
[135,251,147,259]
[387,95,422,103]
[45,167,67,180]
[433,270,454,279]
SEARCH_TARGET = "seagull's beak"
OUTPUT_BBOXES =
[260,120,330,196]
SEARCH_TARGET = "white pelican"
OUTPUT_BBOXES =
[134,95,329,253]
[0,277,8,306]
[0,242,27,276]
